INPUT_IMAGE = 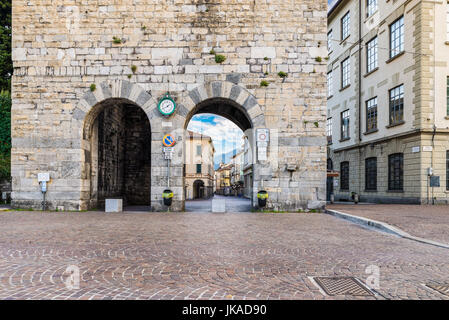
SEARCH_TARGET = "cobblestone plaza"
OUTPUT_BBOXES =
[0,209,447,300]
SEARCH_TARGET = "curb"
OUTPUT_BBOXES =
[325,209,449,250]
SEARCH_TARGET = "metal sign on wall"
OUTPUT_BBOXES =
[256,129,269,161]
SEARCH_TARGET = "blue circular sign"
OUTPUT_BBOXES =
[163,134,176,147]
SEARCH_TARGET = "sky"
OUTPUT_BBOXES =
[187,113,244,163]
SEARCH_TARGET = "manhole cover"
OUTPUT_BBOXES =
[426,284,449,296]
[314,277,374,296]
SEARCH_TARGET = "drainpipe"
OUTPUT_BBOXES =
[358,0,363,196]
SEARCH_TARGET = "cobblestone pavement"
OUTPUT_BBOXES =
[0,210,448,300]
[185,195,252,213]
[327,204,449,245]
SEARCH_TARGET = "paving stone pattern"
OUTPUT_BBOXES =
[0,211,447,300]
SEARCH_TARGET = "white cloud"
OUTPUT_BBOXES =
[187,114,244,158]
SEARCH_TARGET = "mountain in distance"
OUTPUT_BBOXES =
[214,148,242,170]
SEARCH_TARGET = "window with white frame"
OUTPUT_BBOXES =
[327,71,333,97]
[328,30,333,53]
[366,97,378,132]
[341,57,350,88]
[367,0,378,17]
[366,37,378,73]
[341,12,350,40]
[389,84,404,125]
[390,16,404,58]
[341,110,350,140]
[326,117,333,144]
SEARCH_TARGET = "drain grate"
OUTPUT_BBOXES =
[426,284,449,297]
[313,277,374,296]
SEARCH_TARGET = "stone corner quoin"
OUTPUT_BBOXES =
[10,0,328,212]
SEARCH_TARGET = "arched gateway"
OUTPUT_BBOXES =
[74,80,267,211]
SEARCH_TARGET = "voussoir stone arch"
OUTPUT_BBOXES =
[72,80,158,140]
[179,81,266,129]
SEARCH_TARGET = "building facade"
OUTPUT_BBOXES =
[11,0,327,211]
[230,150,244,196]
[327,0,449,204]
[184,131,215,200]
[215,163,232,196]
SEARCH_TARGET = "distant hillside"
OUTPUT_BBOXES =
[214,148,241,170]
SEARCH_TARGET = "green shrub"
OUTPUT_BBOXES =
[90,84,96,92]
[214,54,226,64]
[0,93,11,181]
[260,80,269,87]
[0,93,11,156]
[112,36,122,44]
[131,65,137,73]
[315,56,322,62]
[277,71,288,78]
[0,154,10,181]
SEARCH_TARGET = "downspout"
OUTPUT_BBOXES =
[358,0,363,196]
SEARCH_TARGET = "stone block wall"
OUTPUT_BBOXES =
[11,0,327,211]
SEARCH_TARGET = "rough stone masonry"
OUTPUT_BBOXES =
[11,0,327,211]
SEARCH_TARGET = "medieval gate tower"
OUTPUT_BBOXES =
[11,0,327,211]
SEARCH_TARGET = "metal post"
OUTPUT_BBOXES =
[167,158,170,188]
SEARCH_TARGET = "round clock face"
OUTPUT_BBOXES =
[158,97,176,116]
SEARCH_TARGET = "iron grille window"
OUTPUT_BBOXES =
[327,71,333,97]
[341,11,350,40]
[447,150,449,190]
[328,30,333,53]
[365,157,377,191]
[341,110,350,140]
[389,84,404,125]
[196,145,202,156]
[327,117,333,144]
[341,58,350,88]
[367,0,378,17]
[366,97,378,131]
[366,37,378,73]
[196,164,202,174]
[390,16,404,59]
[340,162,349,190]
[388,153,403,191]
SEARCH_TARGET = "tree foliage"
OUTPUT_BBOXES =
[0,0,12,92]
[0,92,10,181]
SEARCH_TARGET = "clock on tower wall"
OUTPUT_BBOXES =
[157,94,177,117]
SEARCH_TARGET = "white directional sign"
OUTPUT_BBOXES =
[38,172,50,182]
[163,147,174,160]
[256,128,270,142]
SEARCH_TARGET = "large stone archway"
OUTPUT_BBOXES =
[176,81,267,209]
[11,1,327,212]
[75,80,161,210]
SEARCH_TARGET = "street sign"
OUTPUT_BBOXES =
[430,176,440,187]
[162,134,176,147]
[256,128,269,142]
[38,172,50,182]
[163,147,174,152]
